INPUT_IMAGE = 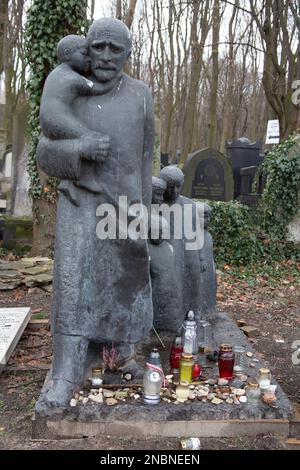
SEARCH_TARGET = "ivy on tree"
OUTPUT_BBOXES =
[25,0,89,201]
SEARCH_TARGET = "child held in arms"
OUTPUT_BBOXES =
[40,35,110,199]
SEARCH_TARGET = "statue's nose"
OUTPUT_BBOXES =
[102,45,111,61]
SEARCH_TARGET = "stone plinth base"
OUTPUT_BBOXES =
[32,312,292,439]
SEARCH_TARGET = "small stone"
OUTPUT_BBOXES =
[240,325,259,338]
[230,379,244,389]
[211,397,223,405]
[250,363,256,368]
[197,389,209,397]
[208,393,215,401]
[124,373,132,381]
[189,392,196,400]
[201,397,208,403]
[239,396,247,403]
[74,392,80,400]
[189,385,195,390]
[103,390,115,398]
[89,393,103,404]
[226,397,234,404]
[206,379,217,385]
[165,374,174,381]
[162,397,171,403]
[70,398,77,407]
[240,375,248,382]
[82,397,89,405]
[79,391,84,395]
[129,392,135,398]
[230,387,245,396]
[134,394,140,400]
[115,391,128,400]
[253,358,259,363]
[106,398,118,406]
[233,397,240,405]
[246,352,253,358]
[78,396,83,401]
[218,378,228,386]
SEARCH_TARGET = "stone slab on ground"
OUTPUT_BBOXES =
[33,311,292,439]
[0,307,31,373]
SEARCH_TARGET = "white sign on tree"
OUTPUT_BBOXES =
[265,120,280,145]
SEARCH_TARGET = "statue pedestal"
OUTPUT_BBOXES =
[32,312,292,440]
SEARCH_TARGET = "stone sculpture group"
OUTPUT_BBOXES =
[36,17,216,409]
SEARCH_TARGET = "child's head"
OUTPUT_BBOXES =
[160,166,184,202]
[152,176,167,205]
[57,35,90,74]
[149,213,169,245]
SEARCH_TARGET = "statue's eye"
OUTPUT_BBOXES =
[93,43,106,51]
[110,44,123,54]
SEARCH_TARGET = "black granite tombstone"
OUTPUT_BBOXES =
[226,137,263,198]
[160,153,169,168]
[182,148,234,201]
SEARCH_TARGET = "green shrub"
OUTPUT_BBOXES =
[256,135,300,240]
[208,201,264,265]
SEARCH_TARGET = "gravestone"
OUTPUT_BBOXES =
[182,147,234,201]
[226,137,263,198]
[0,307,31,373]
[12,147,32,217]
[160,153,169,168]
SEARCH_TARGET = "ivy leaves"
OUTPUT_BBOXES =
[25,0,88,201]
[257,136,300,240]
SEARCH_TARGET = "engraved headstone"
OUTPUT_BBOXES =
[182,148,234,201]
[226,137,263,198]
[0,307,31,372]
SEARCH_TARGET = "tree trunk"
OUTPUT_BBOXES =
[208,0,220,149]
[31,197,57,257]
[180,0,210,163]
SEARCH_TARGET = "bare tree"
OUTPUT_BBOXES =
[250,0,300,139]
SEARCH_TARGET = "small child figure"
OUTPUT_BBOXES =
[149,213,183,333]
[200,203,217,316]
[40,35,110,199]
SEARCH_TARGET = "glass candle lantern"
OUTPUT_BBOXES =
[175,381,190,403]
[179,353,194,383]
[192,361,201,381]
[245,382,261,404]
[261,385,277,405]
[90,367,103,387]
[143,349,164,405]
[169,337,183,373]
[218,344,235,379]
[257,368,271,389]
[233,346,246,374]
[181,311,198,355]
[198,320,213,367]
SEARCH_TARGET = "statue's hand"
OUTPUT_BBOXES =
[79,134,111,162]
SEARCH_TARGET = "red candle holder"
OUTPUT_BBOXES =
[218,344,235,379]
[169,337,183,372]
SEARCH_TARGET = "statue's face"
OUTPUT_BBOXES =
[152,188,165,205]
[165,182,183,201]
[70,44,90,74]
[89,34,129,83]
